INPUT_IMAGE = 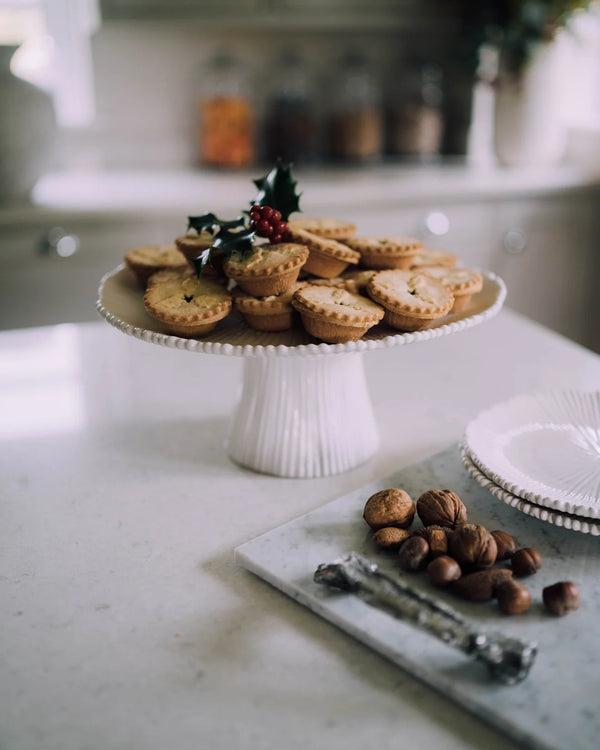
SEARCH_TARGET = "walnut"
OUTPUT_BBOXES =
[416,489,467,529]
[363,488,415,531]
[448,523,497,570]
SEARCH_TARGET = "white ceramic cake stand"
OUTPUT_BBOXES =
[97,265,506,478]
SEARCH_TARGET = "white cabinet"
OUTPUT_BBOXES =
[99,0,425,28]
[0,213,184,330]
[487,194,599,349]
[327,189,599,352]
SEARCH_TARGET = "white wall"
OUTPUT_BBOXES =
[59,21,457,169]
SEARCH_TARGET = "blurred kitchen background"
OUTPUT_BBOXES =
[1,0,599,351]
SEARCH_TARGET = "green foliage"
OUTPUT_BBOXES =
[252,160,302,221]
[186,213,255,276]
[187,213,246,235]
[500,0,593,73]
[456,0,595,74]
[185,162,303,276]
[212,227,255,258]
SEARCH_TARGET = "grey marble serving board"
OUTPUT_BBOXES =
[235,445,600,750]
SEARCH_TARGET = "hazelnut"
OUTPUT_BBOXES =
[543,581,581,616]
[412,525,448,558]
[398,535,429,571]
[490,530,517,561]
[427,555,462,586]
[363,488,415,531]
[511,547,542,577]
[496,580,532,615]
[416,489,468,529]
[451,568,513,601]
[448,523,497,570]
[372,527,411,550]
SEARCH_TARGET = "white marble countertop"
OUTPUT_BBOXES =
[2,310,599,750]
[2,162,600,224]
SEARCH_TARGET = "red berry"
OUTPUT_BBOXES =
[250,210,261,223]
[278,221,289,236]
[271,233,282,244]
[271,210,281,222]
[256,220,272,236]
[260,206,273,220]
[251,204,261,213]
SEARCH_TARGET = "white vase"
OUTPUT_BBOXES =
[0,44,57,203]
[493,40,567,167]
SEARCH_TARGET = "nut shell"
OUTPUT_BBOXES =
[398,536,429,571]
[427,555,462,586]
[511,547,542,577]
[496,580,532,615]
[372,527,411,550]
[412,525,448,558]
[451,568,513,601]
[543,581,580,616]
[416,489,467,529]
[448,523,498,570]
[491,530,517,561]
[363,488,415,531]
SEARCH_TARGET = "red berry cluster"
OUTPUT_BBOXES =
[249,204,290,244]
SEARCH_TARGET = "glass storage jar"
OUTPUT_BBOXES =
[263,49,317,165]
[390,62,444,160]
[197,52,255,168]
[328,52,383,162]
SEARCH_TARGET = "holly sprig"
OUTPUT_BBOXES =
[185,161,302,276]
[252,160,302,221]
[186,213,255,276]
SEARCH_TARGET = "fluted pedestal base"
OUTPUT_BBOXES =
[227,353,379,478]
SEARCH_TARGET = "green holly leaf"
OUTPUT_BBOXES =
[190,247,213,277]
[188,213,246,234]
[187,212,219,234]
[213,227,256,258]
[187,214,254,277]
[252,160,302,221]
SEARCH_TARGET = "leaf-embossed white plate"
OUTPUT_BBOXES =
[464,390,600,519]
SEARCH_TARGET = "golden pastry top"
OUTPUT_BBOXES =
[125,244,187,267]
[287,227,360,263]
[411,247,458,269]
[344,237,423,257]
[421,266,483,294]
[288,217,356,240]
[144,275,232,323]
[292,284,385,324]
[224,243,309,278]
[367,270,454,316]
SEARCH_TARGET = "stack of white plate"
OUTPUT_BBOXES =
[461,389,600,536]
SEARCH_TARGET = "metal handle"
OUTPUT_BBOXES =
[39,227,80,259]
[315,552,537,685]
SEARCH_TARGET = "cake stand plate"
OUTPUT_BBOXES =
[96,265,506,477]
